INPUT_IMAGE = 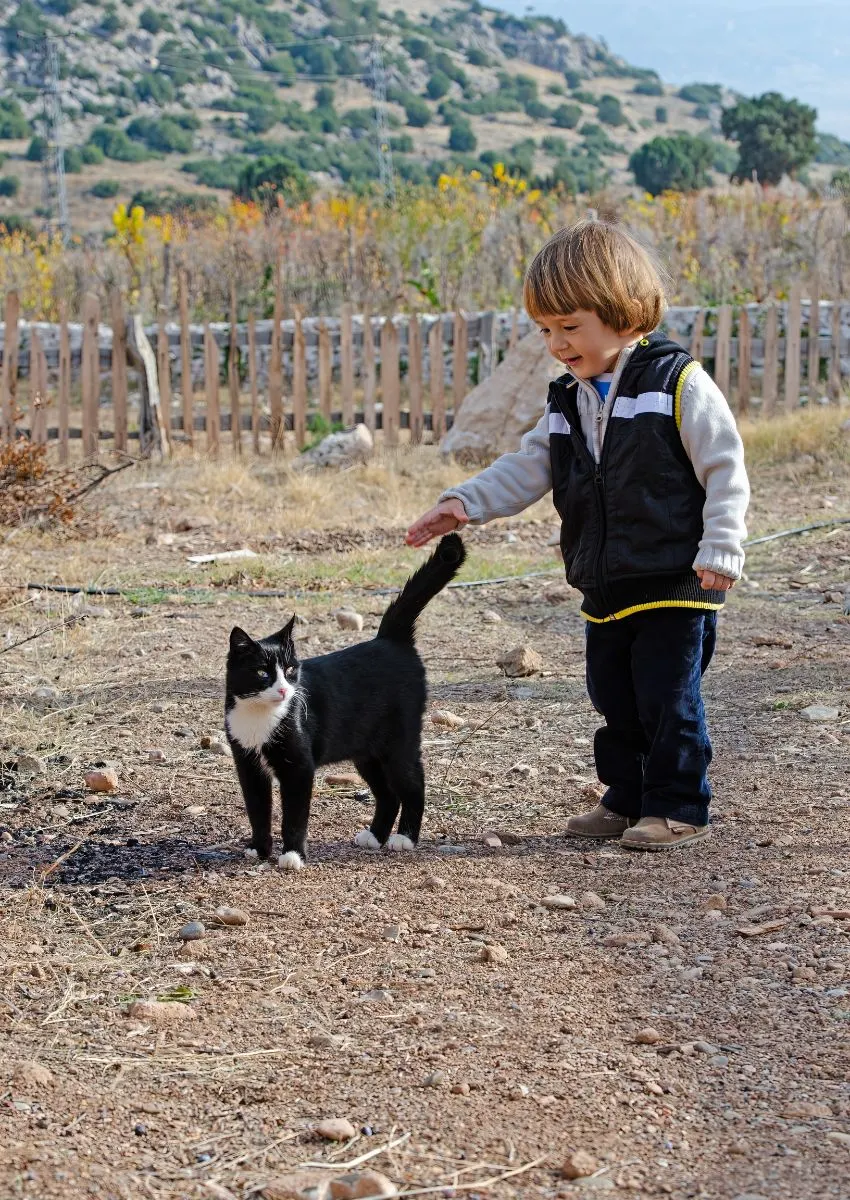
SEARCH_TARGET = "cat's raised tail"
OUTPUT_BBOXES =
[377,533,466,645]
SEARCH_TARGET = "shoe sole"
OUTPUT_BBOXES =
[621,827,711,852]
[566,825,631,839]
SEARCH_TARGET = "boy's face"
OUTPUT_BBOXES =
[535,309,641,379]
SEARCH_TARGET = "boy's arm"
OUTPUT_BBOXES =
[438,408,553,523]
[678,368,750,581]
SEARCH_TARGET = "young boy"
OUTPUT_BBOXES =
[406,220,750,850]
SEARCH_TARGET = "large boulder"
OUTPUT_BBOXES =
[440,331,562,463]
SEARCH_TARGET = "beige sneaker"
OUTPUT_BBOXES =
[621,816,710,851]
[566,804,636,839]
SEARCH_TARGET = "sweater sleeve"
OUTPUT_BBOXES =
[678,367,750,579]
[438,408,552,523]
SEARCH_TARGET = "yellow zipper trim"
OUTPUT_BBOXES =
[674,360,701,430]
[581,598,725,624]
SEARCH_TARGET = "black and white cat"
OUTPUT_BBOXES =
[225,533,466,870]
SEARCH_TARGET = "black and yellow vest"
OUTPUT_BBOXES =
[547,332,727,623]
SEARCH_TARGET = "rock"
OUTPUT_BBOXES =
[174,726,194,738]
[451,1081,471,1095]
[482,610,502,623]
[16,754,46,778]
[262,1172,330,1200]
[422,874,447,891]
[177,940,208,961]
[335,609,364,632]
[206,739,232,758]
[325,772,362,787]
[440,329,562,463]
[561,1149,598,1179]
[478,943,509,963]
[84,768,119,793]
[652,924,681,947]
[382,925,401,942]
[496,645,543,678]
[702,894,727,911]
[704,908,724,922]
[211,907,248,927]
[578,891,606,911]
[826,1131,850,1148]
[352,1172,397,1198]
[693,1041,719,1054]
[33,685,60,703]
[147,749,167,764]
[542,581,572,604]
[178,921,205,941]
[491,830,525,846]
[315,1117,356,1142]
[603,932,650,948]
[11,1061,54,1089]
[635,1027,663,1045]
[780,1101,832,1120]
[431,709,466,730]
[299,424,374,469]
[542,894,576,911]
[308,1032,343,1050]
[127,999,196,1026]
[482,833,503,848]
[361,989,393,1003]
[185,805,206,817]
[792,965,817,983]
[509,762,538,777]
[180,650,197,660]
[644,1081,664,1095]
[424,1069,448,1088]
[799,705,839,722]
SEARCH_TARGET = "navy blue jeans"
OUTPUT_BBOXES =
[585,608,717,827]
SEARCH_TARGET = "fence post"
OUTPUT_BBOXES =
[762,301,778,414]
[508,307,519,353]
[340,301,354,426]
[293,308,307,450]
[408,313,423,445]
[29,328,48,445]
[362,309,376,432]
[381,317,400,447]
[81,292,100,460]
[269,257,284,450]
[178,268,193,446]
[248,313,260,454]
[737,307,751,417]
[452,310,469,414]
[714,305,732,398]
[690,308,704,361]
[58,302,71,462]
[828,300,842,403]
[806,280,820,403]
[157,305,172,451]
[784,282,802,410]
[1,291,20,442]
[318,318,332,422]
[428,317,445,440]
[204,323,220,455]
[228,286,241,454]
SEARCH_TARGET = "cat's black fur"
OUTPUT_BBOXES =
[225,533,466,865]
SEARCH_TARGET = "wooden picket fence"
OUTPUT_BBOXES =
[0,282,847,460]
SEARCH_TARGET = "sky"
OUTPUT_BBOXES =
[494,0,850,139]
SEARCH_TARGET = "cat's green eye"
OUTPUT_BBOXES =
[257,668,268,678]
[285,666,297,679]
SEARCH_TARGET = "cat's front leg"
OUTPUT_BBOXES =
[271,759,314,872]
[232,745,274,860]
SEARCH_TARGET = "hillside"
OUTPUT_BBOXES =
[0,0,848,232]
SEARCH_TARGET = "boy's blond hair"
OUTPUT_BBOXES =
[523,219,666,334]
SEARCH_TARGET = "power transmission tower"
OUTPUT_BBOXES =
[369,38,395,206]
[40,36,70,243]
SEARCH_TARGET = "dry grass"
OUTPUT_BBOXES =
[739,405,850,467]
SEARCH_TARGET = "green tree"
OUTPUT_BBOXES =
[0,177,21,198]
[655,105,668,124]
[90,179,120,198]
[263,52,296,87]
[634,79,663,97]
[0,98,32,139]
[235,155,314,207]
[426,71,451,100]
[404,96,430,127]
[629,133,714,194]
[27,136,48,162]
[597,94,626,126]
[552,102,581,129]
[720,92,817,184]
[448,120,476,152]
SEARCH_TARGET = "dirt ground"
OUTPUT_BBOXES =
[0,418,849,1200]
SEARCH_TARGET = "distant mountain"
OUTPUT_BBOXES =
[0,0,847,232]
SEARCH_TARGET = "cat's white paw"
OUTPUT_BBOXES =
[278,850,304,872]
[354,828,381,851]
[386,833,416,852]
[244,848,259,861]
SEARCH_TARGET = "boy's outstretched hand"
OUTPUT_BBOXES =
[696,568,735,592]
[405,498,469,547]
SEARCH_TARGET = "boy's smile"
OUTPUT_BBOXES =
[535,309,642,379]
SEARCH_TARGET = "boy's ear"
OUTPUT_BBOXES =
[229,626,256,653]
[270,614,297,643]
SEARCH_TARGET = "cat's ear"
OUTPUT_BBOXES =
[270,614,297,644]
[229,626,257,653]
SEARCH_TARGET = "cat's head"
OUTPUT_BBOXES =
[226,617,300,703]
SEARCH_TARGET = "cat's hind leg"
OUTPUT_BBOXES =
[233,747,274,860]
[352,758,400,849]
[384,755,425,851]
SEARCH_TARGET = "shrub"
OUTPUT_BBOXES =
[126,117,195,154]
[655,105,668,124]
[139,8,171,35]
[296,43,336,77]
[182,156,249,190]
[90,178,120,198]
[466,47,489,67]
[404,96,431,127]
[571,89,596,105]
[135,73,176,104]
[27,136,48,162]
[390,133,414,153]
[629,133,714,194]
[5,1,47,55]
[541,135,567,155]
[264,52,296,86]
[448,120,476,152]
[88,125,151,162]
[693,104,710,120]
[129,187,218,218]
[597,94,626,126]
[580,122,621,155]
[634,79,663,97]
[426,71,451,100]
[816,133,850,166]
[552,102,581,129]
[80,143,105,165]
[678,83,722,106]
[564,69,583,90]
[0,98,32,139]
[235,155,314,205]
[402,36,433,63]
[100,10,122,35]
[0,177,21,197]
[721,91,817,184]
[63,147,83,173]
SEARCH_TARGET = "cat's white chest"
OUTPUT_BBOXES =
[226,696,289,751]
